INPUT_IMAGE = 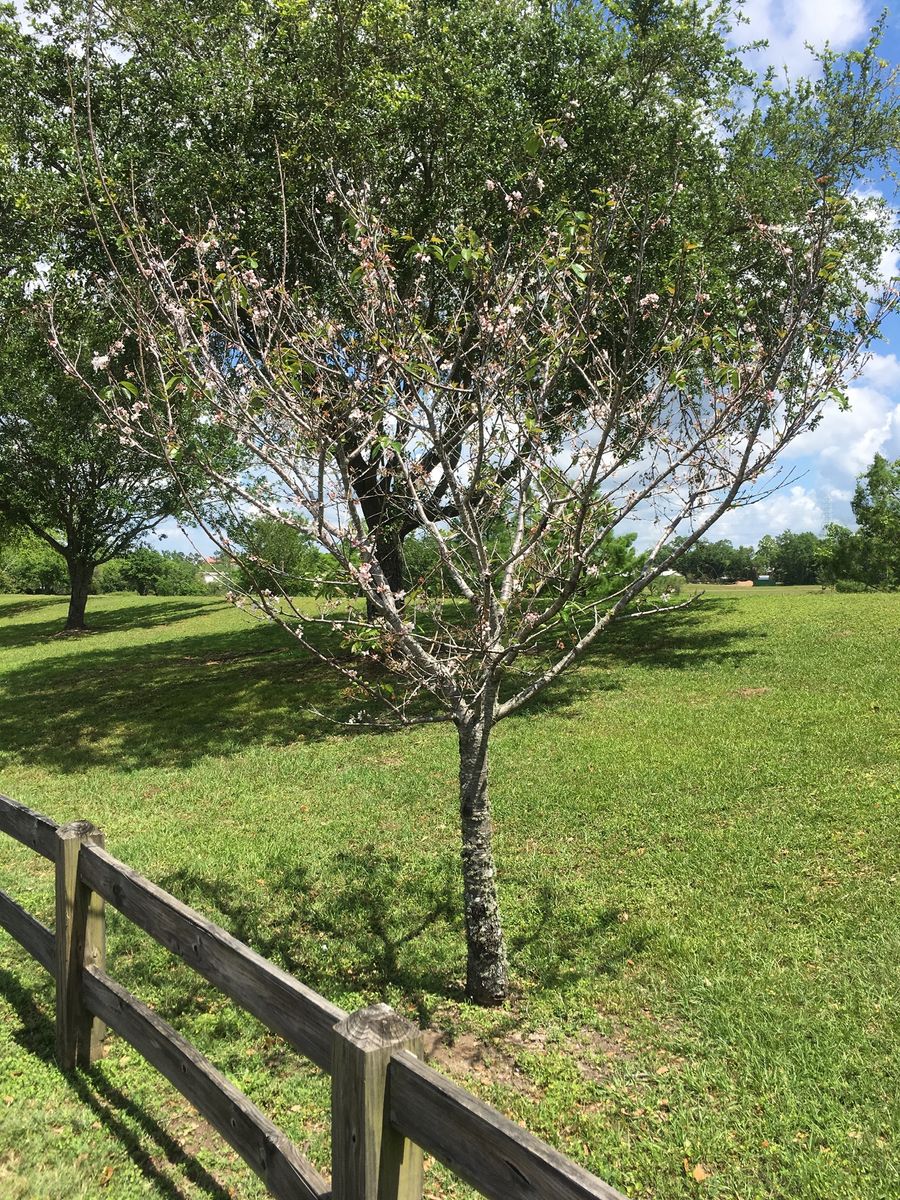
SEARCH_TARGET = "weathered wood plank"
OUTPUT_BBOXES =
[332,1004,424,1200]
[0,793,58,860]
[0,888,55,976]
[83,967,329,1200]
[79,843,346,1072]
[389,1050,631,1200]
[56,822,107,1069]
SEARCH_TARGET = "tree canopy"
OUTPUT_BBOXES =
[851,453,900,588]
[0,300,197,627]
[0,13,222,626]
[7,0,900,999]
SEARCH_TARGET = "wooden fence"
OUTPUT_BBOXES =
[0,791,628,1200]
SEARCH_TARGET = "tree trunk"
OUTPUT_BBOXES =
[65,558,94,631]
[457,710,509,1005]
[366,533,407,620]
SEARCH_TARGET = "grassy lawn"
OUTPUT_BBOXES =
[0,587,897,1199]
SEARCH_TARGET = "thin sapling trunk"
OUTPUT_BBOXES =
[457,703,509,1005]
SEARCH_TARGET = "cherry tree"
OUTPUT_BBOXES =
[63,41,899,1001]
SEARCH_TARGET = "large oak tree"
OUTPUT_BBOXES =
[13,0,771,599]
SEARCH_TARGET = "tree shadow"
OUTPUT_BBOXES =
[0,620,380,770]
[0,596,65,621]
[0,598,222,650]
[151,851,463,1028]
[109,847,652,1028]
[0,595,759,773]
[0,964,233,1200]
[511,599,759,717]
[509,884,650,991]
[591,598,756,670]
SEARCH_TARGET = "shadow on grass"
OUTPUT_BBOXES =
[0,596,758,773]
[0,965,233,1200]
[0,596,65,621]
[154,850,463,1027]
[510,883,650,989]
[0,597,220,650]
[130,847,651,1026]
[0,619,374,771]
[594,599,754,669]
[505,599,759,717]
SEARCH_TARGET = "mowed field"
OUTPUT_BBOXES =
[0,587,897,1200]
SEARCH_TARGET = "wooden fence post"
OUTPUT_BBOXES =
[331,1002,425,1200]
[55,820,106,1069]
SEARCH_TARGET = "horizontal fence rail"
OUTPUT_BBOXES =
[0,887,55,976]
[390,1050,630,1200]
[0,792,58,860]
[0,790,629,1200]
[83,966,329,1200]
[78,842,345,1073]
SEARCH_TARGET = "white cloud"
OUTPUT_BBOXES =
[630,481,830,552]
[786,352,900,479]
[703,350,900,543]
[711,485,826,543]
[854,351,900,391]
[736,0,872,80]
[146,519,218,558]
[628,343,900,549]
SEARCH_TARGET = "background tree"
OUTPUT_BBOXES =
[0,304,199,629]
[817,457,900,590]
[771,530,824,586]
[851,454,900,588]
[671,538,756,583]
[753,533,780,575]
[0,20,181,627]
[14,0,774,601]
[0,532,70,596]
[231,517,329,599]
[103,547,207,596]
[818,522,862,586]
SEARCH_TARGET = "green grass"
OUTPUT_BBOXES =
[0,588,897,1199]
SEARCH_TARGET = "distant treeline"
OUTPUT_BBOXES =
[3,455,895,598]
[674,455,899,590]
[671,530,820,585]
[673,526,895,590]
[0,539,218,598]
[0,520,661,602]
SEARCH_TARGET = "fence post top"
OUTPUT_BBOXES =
[335,1003,420,1050]
[57,820,104,843]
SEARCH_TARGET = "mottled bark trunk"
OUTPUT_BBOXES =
[65,558,94,631]
[457,710,509,1005]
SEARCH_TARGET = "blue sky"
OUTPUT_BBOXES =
[144,1,900,558]
[700,0,900,549]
